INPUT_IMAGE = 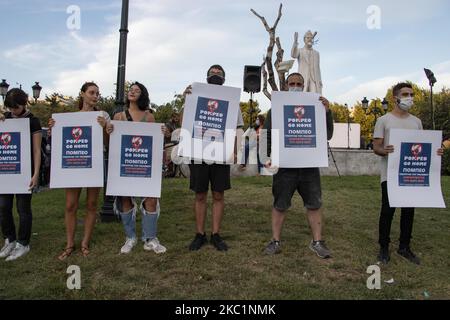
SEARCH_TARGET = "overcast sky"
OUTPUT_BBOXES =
[1,0,450,111]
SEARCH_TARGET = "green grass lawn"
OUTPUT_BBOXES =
[0,176,449,300]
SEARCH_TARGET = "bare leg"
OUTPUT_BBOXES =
[272,207,287,241]
[143,197,157,212]
[194,192,208,234]
[64,188,82,248]
[121,197,133,212]
[81,187,100,249]
[306,208,322,241]
[211,191,225,234]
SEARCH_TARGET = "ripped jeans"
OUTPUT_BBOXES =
[114,197,160,241]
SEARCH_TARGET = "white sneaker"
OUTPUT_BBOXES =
[144,238,167,254]
[120,238,137,254]
[0,239,16,258]
[5,243,30,261]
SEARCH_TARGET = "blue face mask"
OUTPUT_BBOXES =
[289,87,304,92]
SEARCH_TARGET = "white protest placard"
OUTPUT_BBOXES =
[329,123,361,149]
[387,129,445,208]
[271,91,328,168]
[0,119,31,194]
[178,82,241,164]
[50,112,104,188]
[106,121,163,198]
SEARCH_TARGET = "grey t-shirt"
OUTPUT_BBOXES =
[373,112,423,183]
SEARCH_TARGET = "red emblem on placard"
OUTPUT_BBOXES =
[1,133,12,146]
[294,106,305,121]
[411,144,422,159]
[132,136,143,149]
[208,100,219,113]
[71,127,83,142]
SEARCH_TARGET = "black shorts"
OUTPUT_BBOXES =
[272,168,322,211]
[189,163,231,193]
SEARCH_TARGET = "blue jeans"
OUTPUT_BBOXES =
[114,197,160,241]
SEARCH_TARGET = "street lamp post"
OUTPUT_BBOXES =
[424,68,437,130]
[362,97,388,141]
[32,82,42,103]
[345,103,351,149]
[100,0,130,223]
[362,97,388,120]
[0,79,9,104]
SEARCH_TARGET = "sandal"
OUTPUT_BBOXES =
[58,246,75,261]
[80,246,90,257]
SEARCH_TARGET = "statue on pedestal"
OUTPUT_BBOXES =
[291,30,323,94]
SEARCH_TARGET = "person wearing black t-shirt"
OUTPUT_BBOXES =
[0,88,42,261]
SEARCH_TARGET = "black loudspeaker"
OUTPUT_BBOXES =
[243,65,261,93]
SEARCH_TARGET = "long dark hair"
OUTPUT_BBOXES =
[126,82,150,111]
[78,82,99,110]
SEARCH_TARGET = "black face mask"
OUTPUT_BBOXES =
[207,75,224,85]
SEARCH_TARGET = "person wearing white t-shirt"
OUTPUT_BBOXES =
[373,82,444,265]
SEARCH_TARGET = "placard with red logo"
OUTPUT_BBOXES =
[387,129,445,208]
[62,126,92,169]
[398,142,431,187]
[50,112,104,188]
[0,132,21,174]
[271,91,328,168]
[178,82,241,164]
[120,135,153,178]
[0,119,31,194]
[283,105,316,148]
[107,121,163,198]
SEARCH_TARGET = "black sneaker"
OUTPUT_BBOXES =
[377,246,390,265]
[397,247,421,265]
[189,233,207,251]
[210,233,228,251]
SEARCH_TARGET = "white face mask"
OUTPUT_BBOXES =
[255,119,260,126]
[398,97,414,111]
[289,86,304,92]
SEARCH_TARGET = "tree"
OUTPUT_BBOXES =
[96,95,117,118]
[349,82,450,144]
[329,103,351,123]
[154,93,185,124]
[251,3,285,100]
[240,100,261,129]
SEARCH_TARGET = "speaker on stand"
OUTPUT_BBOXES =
[243,65,262,127]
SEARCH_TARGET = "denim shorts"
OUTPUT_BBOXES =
[272,168,322,211]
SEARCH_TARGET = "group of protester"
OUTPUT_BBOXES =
[0,64,444,267]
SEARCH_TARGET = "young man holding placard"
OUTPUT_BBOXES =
[263,73,334,259]
[182,65,244,251]
[373,82,444,265]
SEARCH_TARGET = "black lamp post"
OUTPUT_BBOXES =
[345,103,351,149]
[0,79,9,103]
[362,97,389,137]
[362,97,388,117]
[100,0,130,223]
[424,68,437,130]
[32,82,42,103]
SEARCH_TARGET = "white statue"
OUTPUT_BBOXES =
[291,30,323,94]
